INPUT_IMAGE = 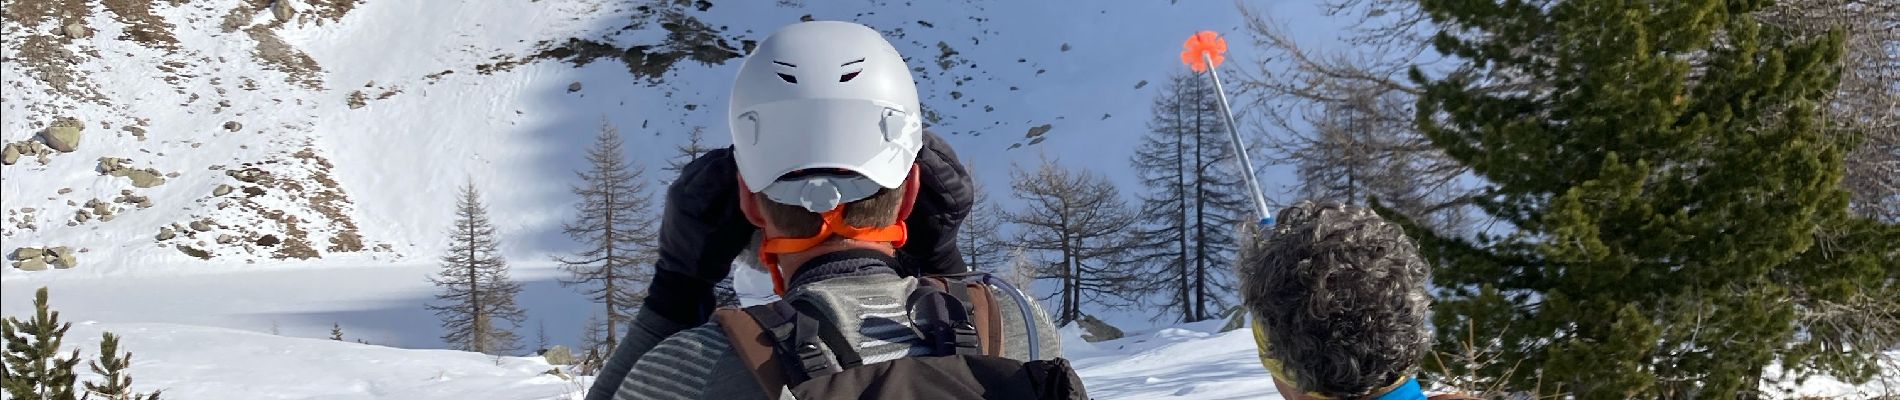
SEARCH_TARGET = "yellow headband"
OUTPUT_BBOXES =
[1252,319,1410,399]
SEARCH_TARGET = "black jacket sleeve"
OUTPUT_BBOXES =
[647,147,754,326]
[894,131,974,276]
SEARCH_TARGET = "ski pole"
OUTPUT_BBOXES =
[1182,31,1272,225]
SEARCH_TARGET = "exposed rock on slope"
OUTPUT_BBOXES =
[149,146,373,262]
[98,157,168,188]
[9,246,78,271]
[41,117,84,152]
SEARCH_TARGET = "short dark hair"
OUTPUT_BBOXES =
[756,182,906,238]
[1237,201,1432,398]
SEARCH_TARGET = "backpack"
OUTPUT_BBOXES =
[713,273,1089,400]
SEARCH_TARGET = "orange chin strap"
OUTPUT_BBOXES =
[758,208,908,296]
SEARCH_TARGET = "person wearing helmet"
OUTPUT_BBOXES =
[589,21,1066,400]
[1237,201,1475,400]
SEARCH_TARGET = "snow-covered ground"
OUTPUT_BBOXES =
[2,264,1282,399]
[47,322,590,399]
[1065,321,1282,399]
[3,262,1286,399]
[8,268,1896,399]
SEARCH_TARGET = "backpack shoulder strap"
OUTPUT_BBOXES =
[920,273,1012,357]
[919,276,1004,356]
[714,304,791,400]
[959,281,1006,357]
[788,298,862,379]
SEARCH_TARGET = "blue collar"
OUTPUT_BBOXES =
[1372,378,1425,400]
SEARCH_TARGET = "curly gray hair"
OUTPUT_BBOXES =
[1236,201,1432,398]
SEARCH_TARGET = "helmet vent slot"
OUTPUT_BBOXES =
[839,70,862,82]
[777,73,798,84]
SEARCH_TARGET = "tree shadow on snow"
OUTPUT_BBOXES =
[240,273,595,353]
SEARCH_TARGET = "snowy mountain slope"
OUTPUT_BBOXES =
[2,0,1296,336]
[4,0,404,272]
[2,0,1266,277]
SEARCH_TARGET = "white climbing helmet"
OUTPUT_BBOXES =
[728,21,924,213]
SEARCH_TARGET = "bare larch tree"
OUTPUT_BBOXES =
[1005,157,1141,326]
[429,180,526,355]
[557,119,659,353]
[956,182,1009,273]
[1129,72,1249,323]
[1231,0,1481,234]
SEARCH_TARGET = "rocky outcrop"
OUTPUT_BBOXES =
[73,199,110,224]
[41,117,84,152]
[542,345,574,365]
[98,156,127,172]
[346,90,367,109]
[124,169,164,187]
[71,192,152,225]
[50,247,76,268]
[1219,306,1248,333]
[14,247,44,259]
[226,167,269,184]
[1077,314,1125,342]
[10,246,76,270]
[8,208,39,231]
[178,245,211,260]
[213,184,234,196]
[3,141,58,165]
[115,190,153,209]
[99,157,167,188]
[13,257,48,271]
[272,0,296,22]
[86,198,112,216]
[62,23,89,39]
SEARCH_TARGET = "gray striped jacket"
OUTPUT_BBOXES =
[607,270,1062,400]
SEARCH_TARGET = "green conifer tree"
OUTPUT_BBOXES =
[83,332,161,400]
[1402,0,1896,397]
[2,287,83,400]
